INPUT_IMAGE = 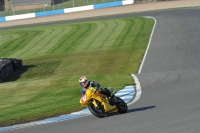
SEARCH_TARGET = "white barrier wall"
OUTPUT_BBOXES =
[64,5,94,13]
[123,0,134,5]
[5,13,35,21]
[0,0,134,23]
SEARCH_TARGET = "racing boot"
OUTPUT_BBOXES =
[108,87,114,93]
[108,87,115,105]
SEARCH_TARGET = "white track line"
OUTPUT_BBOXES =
[128,16,157,106]
[138,16,157,74]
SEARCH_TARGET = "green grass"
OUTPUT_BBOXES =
[0,17,154,126]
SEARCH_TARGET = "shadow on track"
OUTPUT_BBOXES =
[127,106,156,113]
[105,106,156,117]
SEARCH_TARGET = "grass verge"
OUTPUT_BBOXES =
[0,17,154,126]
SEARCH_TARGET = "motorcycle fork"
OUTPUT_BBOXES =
[102,99,117,113]
[92,98,104,111]
[92,99,98,107]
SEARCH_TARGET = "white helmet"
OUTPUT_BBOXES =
[79,76,89,88]
[79,76,87,83]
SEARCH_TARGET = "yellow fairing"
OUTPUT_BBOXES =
[80,87,118,113]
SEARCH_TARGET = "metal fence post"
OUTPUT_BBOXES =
[33,0,35,13]
[12,2,14,15]
[12,5,15,15]
[53,0,54,10]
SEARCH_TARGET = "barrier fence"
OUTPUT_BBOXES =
[0,0,123,17]
[0,0,134,22]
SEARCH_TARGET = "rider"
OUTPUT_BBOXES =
[79,76,114,99]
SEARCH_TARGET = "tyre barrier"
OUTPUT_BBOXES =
[0,58,23,83]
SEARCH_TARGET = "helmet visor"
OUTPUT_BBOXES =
[81,81,87,88]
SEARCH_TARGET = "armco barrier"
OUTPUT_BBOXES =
[0,0,134,23]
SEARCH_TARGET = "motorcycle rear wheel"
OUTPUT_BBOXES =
[88,101,105,118]
[115,97,128,113]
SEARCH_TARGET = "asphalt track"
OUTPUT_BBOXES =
[2,8,200,133]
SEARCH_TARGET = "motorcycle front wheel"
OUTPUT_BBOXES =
[88,101,105,118]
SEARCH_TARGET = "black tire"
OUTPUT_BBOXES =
[88,101,105,118]
[115,97,128,113]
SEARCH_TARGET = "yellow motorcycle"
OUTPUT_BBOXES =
[80,87,128,118]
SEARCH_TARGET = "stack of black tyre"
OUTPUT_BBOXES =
[0,58,23,83]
